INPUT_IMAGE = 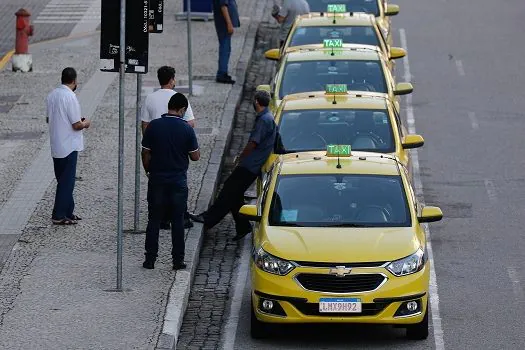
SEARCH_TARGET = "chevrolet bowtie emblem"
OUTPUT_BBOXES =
[329,266,352,277]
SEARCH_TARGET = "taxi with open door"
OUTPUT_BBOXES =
[264,10,406,68]
[240,149,443,340]
[304,0,399,36]
[262,84,423,175]
[257,44,413,113]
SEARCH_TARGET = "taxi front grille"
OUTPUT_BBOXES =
[295,273,385,293]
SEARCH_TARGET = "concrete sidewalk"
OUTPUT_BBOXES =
[0,0,268,348]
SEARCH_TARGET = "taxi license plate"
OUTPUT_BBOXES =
[319,298,362,313]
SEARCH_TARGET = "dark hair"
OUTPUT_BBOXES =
[61,67,77,84]
[254,90,271,107]
[157,66,175,86]
[168,93,188,111]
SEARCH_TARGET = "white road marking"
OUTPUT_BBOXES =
[34,0,100,25]
[468,112,479,130]
[484,179,497,202]
[400,28,446,350]
[507,267,524,300]
[455,60,466,76]
[221,237,251,350]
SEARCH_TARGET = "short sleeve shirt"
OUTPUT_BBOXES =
[239,108,276,175]
[213,0,240,32]
[141,114,199,185]
[140,89,195,123]
[278,0,310,41]
[46,85,84,158]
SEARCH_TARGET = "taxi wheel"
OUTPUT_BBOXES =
[250,300,269,339]
[405,301,429,340]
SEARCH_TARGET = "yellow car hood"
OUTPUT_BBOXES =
[262,226,420,263]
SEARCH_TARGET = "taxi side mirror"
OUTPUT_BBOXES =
[265,48,280,61]
[394,82,413,96]
[389,47,406,60]
[239,205,261,222]
[402,134,424,149]
[418,206,443,223]
[385,4,400,16]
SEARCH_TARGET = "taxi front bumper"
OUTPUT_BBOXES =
[251,262,429,325]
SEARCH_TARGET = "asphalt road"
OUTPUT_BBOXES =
[219,0,525,349]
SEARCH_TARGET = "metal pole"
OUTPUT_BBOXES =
[186,0,193,95]
[134,74,142,232]
[116,0,126,291]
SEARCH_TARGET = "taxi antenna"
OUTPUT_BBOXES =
[336,151,342,168]
[333,12,336,24]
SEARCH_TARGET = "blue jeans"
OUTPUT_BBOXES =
[52,151,78,220]
[216,30,232,77]
[145,181,188,262]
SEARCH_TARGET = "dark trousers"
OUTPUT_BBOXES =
[52,151,78,220]
[145,181,188,262]
[216,29,232,77]
[204,166,257,235]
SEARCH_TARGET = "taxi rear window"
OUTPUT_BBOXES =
[305,0,380,16]
[279,60,387,98]
[290,26,380,47]
[269,174,411,227]
[277,109,394,153]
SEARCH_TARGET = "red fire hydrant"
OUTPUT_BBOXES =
[13,8,34,72]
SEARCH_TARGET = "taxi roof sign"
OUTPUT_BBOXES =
[326,144,351,157]
[325,84,348,94]
[327,4,346,13]
[323,38,343,48]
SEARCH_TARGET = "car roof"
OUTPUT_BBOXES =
[278,151,400,176]
[281,91,390,111]
[296,12,375,27]
[285,46,382,61]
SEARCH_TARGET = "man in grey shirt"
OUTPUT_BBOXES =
[272,0,310,46]
[189,91,276,241]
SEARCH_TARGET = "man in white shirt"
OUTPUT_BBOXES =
[47,67,91,225]
[141,66,195,229]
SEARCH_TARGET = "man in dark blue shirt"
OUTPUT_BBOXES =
[141,93,200,270]
[213,0,240,84]
[189,90,276,240]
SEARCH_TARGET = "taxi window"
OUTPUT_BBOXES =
[305,0,380,16]
[290,26,380,47]
[279,60,387,98]
[269,174,411,227]
[277,109,394,153]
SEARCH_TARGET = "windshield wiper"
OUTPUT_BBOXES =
[325,223,371,228]
[276,222,305,227]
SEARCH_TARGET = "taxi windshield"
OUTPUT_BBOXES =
[290,26,380,47]
[305,0,380,16]
[279,60,387,98]
[277,109,394,153]
[269,174,411,227]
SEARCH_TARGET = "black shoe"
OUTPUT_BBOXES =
[184,217,194,229]
[173,261,187,270]
[160,221,171,230]
[216,75,235,84]
[188,212,205,224]
[143,260,155,269]
[232,230,251,241]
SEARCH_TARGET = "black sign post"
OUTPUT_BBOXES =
[100,0,149,74]
[148,0,164,33]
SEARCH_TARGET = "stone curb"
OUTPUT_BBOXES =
[155,2,268,349]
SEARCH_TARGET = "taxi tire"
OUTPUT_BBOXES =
[405,301,429,340]
[250,301,269,339]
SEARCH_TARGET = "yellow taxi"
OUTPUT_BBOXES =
[257,45,413,113]
[262,85,423,175]
[239,149,443,340]
[304,0,399,36]
[264,11,406,66]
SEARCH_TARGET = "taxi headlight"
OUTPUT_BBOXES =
[386,248,426,277]
[254,247,295,276]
